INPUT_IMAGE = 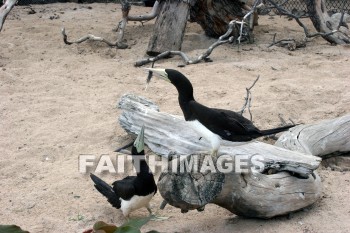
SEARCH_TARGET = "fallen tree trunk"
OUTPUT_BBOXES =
[158,154,322,218]
[212,170,322,218]
[0,0,17,32]
[275,114,350,158]
[118,93,322,218]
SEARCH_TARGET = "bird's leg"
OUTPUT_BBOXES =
[123,209,131,222]
[210,144,221,157]
[146,205,153,215]
[210,136,221,157]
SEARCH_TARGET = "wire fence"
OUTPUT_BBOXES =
[14,0,146,5]
[263,0,350,16]
[5,0,350,16]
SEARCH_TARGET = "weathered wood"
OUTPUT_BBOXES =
[146,0,190,56]
[118,94,321,176]
[127,0,160,21]
[305,0,350,44]
[157,153,322,218]
[135,20,237,67]
[212,170,322,218]
[275,115,350,158]
[189,0,246,37]
[158,153,226,212]
[61,0,132,49]
[118,94,323,218]
[0,0,17,32]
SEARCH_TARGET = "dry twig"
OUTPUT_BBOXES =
[268,33,306,51]
[62,0,160,49]
[61,28,128,48]
[135,1,264,67]
[266,0,346,41]
[134,27,234,67]
[239,75,260,121]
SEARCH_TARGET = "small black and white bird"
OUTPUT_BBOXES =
[146,68,295,156]
[90,126,157,219]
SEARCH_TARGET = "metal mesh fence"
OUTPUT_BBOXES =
[6,0,350,15]
[325,0,350,12]
[263,0,350,16]
[15,0,118,5]
[15,0,142,5]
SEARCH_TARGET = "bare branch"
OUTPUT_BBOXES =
[134,19,242,67]
[269,38,296,47]
[337,11,345,31]
[135,40,232,67]
[239,75,260,121]
[62,0,160,49]
[269,33,292,47]
[135,0,266,67]
[61,27,128,49]
[266,0,347,41]
[238,0,264,44]
[61,0,131,48]
[0,0,17,32]
[268,33,307,51]
[127,0,159,21]
[114,0,131,45]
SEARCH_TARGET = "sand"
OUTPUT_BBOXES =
[1,3,350,233]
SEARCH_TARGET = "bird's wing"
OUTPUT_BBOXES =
[112,176,136,200]
[215,108,260,131]
[189,101,258,140]
[213,109,254,137]
[90,173,121,208]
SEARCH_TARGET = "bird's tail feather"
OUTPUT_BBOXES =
[260,124,295,136]
[90,173,121,209]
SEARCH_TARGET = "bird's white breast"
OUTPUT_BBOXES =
[120,193,154,215]
[188,120,221,151]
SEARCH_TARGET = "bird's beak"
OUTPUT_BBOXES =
[145,68,171,83]
[133,125,145,153]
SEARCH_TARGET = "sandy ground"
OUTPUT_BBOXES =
[1,3,350,233]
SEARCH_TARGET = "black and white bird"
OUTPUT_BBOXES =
[90,126,157,219]
[146,68,295,156]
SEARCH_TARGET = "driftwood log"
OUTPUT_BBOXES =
[158,155,322,218]
[276,114,350,158]
[118,94,320,174]
[118,94,322,218]
[276,114,350,171]
[0,0,17,32]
